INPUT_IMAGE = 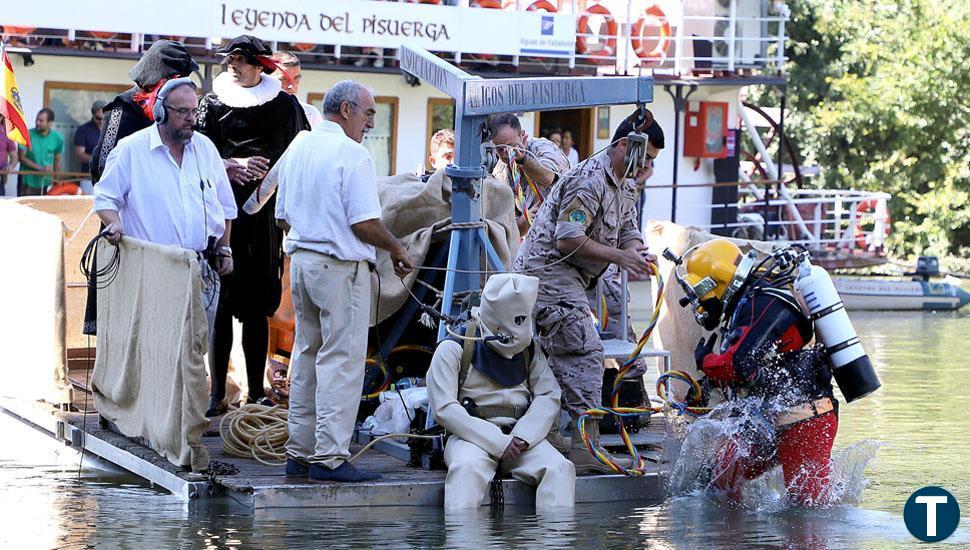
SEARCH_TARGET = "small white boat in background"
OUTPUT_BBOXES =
[833,277,970,311]
[832,257,970,311]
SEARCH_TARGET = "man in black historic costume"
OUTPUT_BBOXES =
[196,35,308,416]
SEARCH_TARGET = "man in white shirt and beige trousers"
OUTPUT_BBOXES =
[276,80,414,483]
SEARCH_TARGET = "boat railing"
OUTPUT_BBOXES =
[692,185,892,256]
[2,0,789,77]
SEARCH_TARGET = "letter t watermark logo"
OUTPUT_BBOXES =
[904,487,961,542]
[916,495,948,537]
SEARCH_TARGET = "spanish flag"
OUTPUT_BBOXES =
[0,44,30,149]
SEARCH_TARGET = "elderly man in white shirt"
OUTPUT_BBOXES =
[276,80,414,483]
[94,77,237,334]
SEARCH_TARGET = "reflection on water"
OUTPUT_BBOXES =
[2,311,969,548]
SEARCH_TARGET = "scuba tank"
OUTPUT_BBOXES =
[792,257,881,402]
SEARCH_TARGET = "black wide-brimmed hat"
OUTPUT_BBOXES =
[216,35,273,58]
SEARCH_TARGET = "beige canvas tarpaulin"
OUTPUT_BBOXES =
[14,196,100,351]
[647,220,776,386]
[372,169,520,324]
[91,237,210,471]
[0,201,74,405]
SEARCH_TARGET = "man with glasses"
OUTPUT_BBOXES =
[277,80,414,483]
[74,100,107,194]
[93,78,237,339]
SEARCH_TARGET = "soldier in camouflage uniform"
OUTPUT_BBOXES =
[586,152,657,379]
[512,110,665,474]
[489,113,570,235]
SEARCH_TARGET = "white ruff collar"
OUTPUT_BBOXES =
[212,72,281,108]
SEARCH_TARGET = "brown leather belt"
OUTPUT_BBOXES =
[475,404,526,420]
[774,397,834,428]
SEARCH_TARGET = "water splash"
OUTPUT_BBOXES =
[661,398,883,512]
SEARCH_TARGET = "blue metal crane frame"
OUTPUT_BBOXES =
[399,45,654,340]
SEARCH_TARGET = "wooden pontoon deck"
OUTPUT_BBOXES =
[1,368,668,509]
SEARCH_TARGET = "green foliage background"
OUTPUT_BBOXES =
[774,0,970,261]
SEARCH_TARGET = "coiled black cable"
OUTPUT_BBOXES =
[79,230,121,290]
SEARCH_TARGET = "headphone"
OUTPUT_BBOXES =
[153,77,197,124]
[623,105,656,175]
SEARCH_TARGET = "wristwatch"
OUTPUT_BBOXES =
[217,245,232,256]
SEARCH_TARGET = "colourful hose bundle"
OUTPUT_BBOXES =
[577,263,711,475]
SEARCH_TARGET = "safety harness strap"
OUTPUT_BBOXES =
[458,322,478,387]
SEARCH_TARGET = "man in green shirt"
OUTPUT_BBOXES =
[18,108,64,196]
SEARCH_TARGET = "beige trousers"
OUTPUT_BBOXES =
[285,250,371,468]
[443,437,576,511]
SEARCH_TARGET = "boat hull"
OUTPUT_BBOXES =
[833,277,970,311]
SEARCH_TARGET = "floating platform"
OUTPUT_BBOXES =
[1,371,668,509]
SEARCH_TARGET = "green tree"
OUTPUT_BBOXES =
[781,0,970,258]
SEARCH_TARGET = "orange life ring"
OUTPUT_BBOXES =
[88,31,117,40]
[854,199,891,250]
[575,3,618,63]
[292,43,316,52]
[47,182,81,196]
[630,3,671,62]
[526,0,558,12]
[2,26,36,36]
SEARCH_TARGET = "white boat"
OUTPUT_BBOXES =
[833,276,970,311]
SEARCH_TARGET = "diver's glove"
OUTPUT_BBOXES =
[694,335,717,369]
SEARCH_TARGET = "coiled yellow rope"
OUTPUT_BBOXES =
[219,404,290,466]
[219,403,438,467]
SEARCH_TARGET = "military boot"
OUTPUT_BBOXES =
[546,414,569,454]
[567,416,614,475]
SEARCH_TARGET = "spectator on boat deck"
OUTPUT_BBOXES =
[426,128,455,176]
[546,129,562,148]
[92,78,236,351]
[270,50,324,129]
[74,100,106,194]
[489,113,569,235]
[277,80,413,483]
[562,129,580,167]
[18,108,63,196]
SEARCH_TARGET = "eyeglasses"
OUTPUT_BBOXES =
[164,106,200,118]
[347,101,376,121]
[93,116,104,122]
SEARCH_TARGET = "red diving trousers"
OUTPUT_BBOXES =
[713,411,839,506]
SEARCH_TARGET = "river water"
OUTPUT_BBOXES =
[2,310,968,548]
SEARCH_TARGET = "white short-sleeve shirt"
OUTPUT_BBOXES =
[275,120,382,262]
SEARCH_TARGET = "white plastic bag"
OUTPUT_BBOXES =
[362,387,429,440]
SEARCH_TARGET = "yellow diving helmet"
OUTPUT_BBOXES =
[665,238,758,329]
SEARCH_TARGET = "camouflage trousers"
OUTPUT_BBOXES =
[534,283,605,417]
